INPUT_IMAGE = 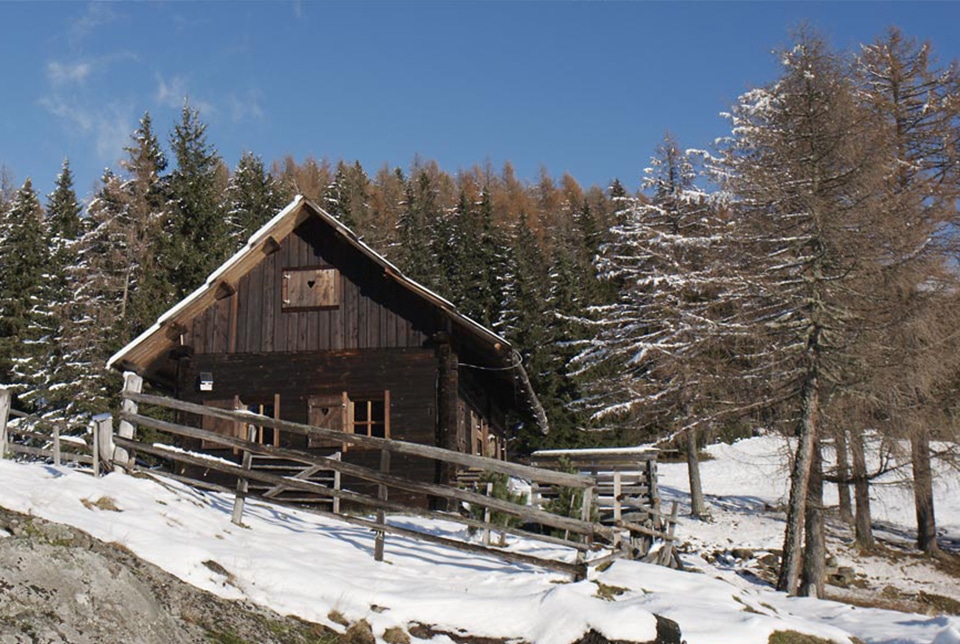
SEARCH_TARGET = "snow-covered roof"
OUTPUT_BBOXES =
[108,195,512,371]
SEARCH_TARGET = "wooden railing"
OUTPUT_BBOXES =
[98,374,618,579]
[531,447,682,568]
[0,386,101,473]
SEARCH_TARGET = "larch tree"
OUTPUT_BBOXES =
[853,28,960,555]
[715,30,893,596]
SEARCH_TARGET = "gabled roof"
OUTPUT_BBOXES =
[107,196,549,432]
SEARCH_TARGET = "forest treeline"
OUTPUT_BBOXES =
[1,26,959,597]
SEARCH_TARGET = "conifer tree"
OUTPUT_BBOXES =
[66,170,130,414]
[164,101,228,299]
[396,170,442,290]
[852,28,960,555]
[715,30,893,596]
[0,179,48,403]
[41,160,84,415]
[120,112,172,338]
[227,151,284,245]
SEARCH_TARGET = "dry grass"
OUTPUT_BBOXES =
[80,496,120,512]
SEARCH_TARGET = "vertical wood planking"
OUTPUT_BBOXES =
[345,275,359,349]
[191,317,204,355]
[273,252,285,351]
[247,262,264,353]
[263,249,276,352]
[236,273,249,353]
[331,272,343,350]
[284,236,298,352]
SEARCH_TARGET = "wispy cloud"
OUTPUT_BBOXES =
[226,90,265,123]
[69,3,119,46]
[156,73,189,108]
[156,73,217,117]
[40,95,133,165]
[47,60,92,85]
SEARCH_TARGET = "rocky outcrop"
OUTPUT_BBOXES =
[0,508,333,644]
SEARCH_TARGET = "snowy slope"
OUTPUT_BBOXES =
[0,435,957,643]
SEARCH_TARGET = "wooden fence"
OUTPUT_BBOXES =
[0,380,684,576]
[100,373,620,579]
[0,386,101,473]
[531,447,682,568]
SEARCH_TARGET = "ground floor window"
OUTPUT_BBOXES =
[350,392,389,439]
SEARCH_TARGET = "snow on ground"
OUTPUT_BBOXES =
[0,434,957,643]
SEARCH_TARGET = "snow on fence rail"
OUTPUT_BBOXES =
[0,386,101,472]
[95,374,619,579]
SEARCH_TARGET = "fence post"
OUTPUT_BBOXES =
[332,451,342,515]
[483,481,493,546]
[232,424,256,526]
[374,447,391,561]
[613,471,622,548]
[0,386,10,460]
[52,425,61,466]
[93,413,113,476]
[114,372,143,473]
[577,483,596,562]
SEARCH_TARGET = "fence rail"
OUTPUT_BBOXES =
[0,387,100,471]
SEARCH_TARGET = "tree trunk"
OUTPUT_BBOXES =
[834,427,853,524]
[777,370,819,595]
[911,426,939,554]
[850,429,874,549]
[685,425,706,520]
[800,444,825,598]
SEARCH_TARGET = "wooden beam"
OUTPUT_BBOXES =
[214,280,237,301]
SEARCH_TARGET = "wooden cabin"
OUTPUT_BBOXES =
[107,196,547,504]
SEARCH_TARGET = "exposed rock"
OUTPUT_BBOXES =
[574,615,682,644]
[0,506,335,643]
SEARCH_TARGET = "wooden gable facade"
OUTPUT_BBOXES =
[108,197,546,499]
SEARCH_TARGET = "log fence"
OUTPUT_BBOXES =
[104,379,611,578]
[0,380,684,576]
[0,386,100,473]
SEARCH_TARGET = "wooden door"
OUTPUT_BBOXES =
[308,392,350,449]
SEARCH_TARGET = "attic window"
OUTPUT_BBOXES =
[282,267,339,311]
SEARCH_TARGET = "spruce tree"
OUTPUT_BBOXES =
[164,101,228,299]
[227,151,284,246]
[65,170,130,415]
[0,179,48,403]
[41,160,84,416]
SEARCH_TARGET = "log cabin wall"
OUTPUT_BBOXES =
[175,218,449,503]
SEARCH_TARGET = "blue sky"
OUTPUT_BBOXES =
[3,1,960,203]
